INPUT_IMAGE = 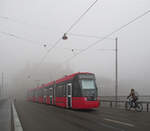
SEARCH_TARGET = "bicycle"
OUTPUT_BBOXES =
[125,97,143,112]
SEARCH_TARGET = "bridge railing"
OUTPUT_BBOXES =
[100,99,150,112]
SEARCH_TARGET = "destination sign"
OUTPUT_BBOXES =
[78,74,95,79]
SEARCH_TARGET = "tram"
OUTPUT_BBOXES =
[27,72,100,109]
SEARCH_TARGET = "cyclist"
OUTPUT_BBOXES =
[127,88,139,107]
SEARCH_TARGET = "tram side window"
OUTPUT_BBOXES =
[56,85,65,97]
[63,85,65,96]
[46,88,49,96]
[38,89,42,97]
[33,90,35,97]
[63,85,66,96]
[31,91,33,97]
[41,89,44,97]
[62,85,65,97]
[72,78,81,97]
[35,90,38,98]
[43,88,48,96]
[49,87,53,96]
[29,91,31,97]
[56,86,60,97]
[37,89,39,97]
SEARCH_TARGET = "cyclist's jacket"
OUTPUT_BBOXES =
[128,91,139,99]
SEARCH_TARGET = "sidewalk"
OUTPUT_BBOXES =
[0,98,11,131]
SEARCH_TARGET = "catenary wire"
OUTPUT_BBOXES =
[0,31,45,46]
[62,10,150,64]
[37,0,99,65]
[68,33,114,40]
[66,0,98,33]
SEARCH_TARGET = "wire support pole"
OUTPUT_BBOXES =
[115,38,118,107]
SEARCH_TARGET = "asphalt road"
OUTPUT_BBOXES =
[0,99,11,131]
[15,100,150,131]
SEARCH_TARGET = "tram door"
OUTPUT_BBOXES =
[66,83,72,108]
[49,88,53,104]
[43,89,47,103]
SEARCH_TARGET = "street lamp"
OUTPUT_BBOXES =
[62,33,68,40]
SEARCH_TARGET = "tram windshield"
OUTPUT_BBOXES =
[81,79,96,89]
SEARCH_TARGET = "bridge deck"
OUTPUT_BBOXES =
[0,99,11,131]
[15,100,150,131]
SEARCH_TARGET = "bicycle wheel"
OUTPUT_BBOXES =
[125,101,131,111]
[135,103,143,112]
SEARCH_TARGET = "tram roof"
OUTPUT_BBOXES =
[29,72,94,91]
[55,72,93,84]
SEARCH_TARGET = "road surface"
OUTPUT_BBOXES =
[15,100,150,131]
[0,99,11,131]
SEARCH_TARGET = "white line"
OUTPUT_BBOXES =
[104,118,135,127]
[12,101,23,131]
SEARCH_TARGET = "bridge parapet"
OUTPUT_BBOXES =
[100,99,150,112]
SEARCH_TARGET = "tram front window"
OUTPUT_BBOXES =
[81,79,95,89]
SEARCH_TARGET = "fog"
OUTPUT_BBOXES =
[0,0,150,98]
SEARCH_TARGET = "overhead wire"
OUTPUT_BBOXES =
[38,37,62,65]
[37,0,99,66]
[62,10,150,64]
[65,0,98,33]
[0,0,99,80]
[0,15,49,31]
[0,31,45,47]
[68,33,114,40]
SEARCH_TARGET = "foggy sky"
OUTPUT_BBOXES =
[0,0,150,97]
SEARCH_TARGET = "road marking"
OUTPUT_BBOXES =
[104,118,135,127]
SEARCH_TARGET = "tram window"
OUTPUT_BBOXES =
[81,79,95,89]
[33,90,35,97]
[49,88,53,96]
[46,88,49,96]
[35,90,37,97]
[56,85,64,97]
[38,89,43,96]
[38,90,40,96]
[44,88,48,96]
[41,89,43,96]
[37,89,40,97]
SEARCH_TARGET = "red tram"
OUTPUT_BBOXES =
[27,72,100,109]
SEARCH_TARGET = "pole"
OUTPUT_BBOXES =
[0,75,2,98]
[1,72,4,98]
[115,37,118,107]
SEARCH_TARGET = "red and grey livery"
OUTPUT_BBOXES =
[27,72,100,109]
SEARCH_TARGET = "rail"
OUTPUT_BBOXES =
[100,100,150,112]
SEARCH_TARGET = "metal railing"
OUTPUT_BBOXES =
[100,100,150,112]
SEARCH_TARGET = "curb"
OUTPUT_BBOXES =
[12,101,23,131]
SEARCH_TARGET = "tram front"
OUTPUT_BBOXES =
[72,73,100,109]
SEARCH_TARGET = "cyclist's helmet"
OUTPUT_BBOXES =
[131,88,134,91]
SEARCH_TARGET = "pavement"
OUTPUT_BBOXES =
[14,100,150,131]
[0,98,11,131]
